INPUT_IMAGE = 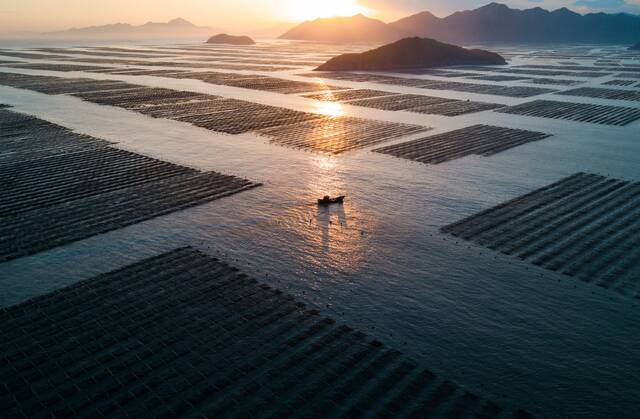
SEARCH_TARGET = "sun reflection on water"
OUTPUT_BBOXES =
[313,101,345,118]
[210,151,375,274]
[310,79,344,118]
[284,154,375,272]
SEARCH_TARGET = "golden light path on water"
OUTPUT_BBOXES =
[246,152,376,275]
[294,154,375,273]
[309,78,345,118]
[313,100,345,118]
[265,88,371,271]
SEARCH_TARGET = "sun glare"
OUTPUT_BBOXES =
[313,101,345,118]
[283,0,369,22]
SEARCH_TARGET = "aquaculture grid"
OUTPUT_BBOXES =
[442,173,640,297]
[555,87,640,102]
[495,100,640,126]
[306,72,556,98]
[257,116,429,154]
[303,89,398,102]
[0,247,532,419]
[373,125,551,165]
[0,108,260,263]
[0,72,427,154]
[602,80,637,87]
[7,63,116,72]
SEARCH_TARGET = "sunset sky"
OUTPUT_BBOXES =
[1,0,639,33]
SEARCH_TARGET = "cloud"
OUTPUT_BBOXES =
[543,0,640,6]
[573,0,640,11]
[573,0,625,6]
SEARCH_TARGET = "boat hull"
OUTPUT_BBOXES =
[317,196,345,205]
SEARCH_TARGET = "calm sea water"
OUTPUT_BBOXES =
[0,41,639,417]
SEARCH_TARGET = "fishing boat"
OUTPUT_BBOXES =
[318,195,345,205]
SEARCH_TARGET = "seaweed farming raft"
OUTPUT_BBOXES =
[304,90,505,117]
[0,108,260,263]
[495,100,640,126]
[0,72,428,154]
[256,116,427,154]
[305,72,556,98]
[554,87,640,102]
[7,63,116,72]
[373,125,551,165]
[603,80,637,87]
[442,173,640,297]
[96,68,347,94]
[0,247,532,418]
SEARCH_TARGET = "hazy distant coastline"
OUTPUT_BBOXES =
[0,18,216,42]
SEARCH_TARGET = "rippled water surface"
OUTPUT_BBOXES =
[1,41,639,418]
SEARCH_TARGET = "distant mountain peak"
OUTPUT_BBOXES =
[141,18,198,28]
[279,13,409,43]
[480,2,510,11]
[45,18,214,39]
[552,7,580,17]
[406,11,439,20]
[167,17,195,26]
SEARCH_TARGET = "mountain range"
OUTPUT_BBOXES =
[280,2,640,44]
[45,18,214,39]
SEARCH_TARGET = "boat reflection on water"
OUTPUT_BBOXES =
[316,200,348,252]
[300,154,374,271]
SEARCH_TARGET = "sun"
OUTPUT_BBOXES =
[282,0,369,22]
